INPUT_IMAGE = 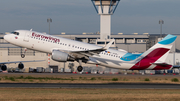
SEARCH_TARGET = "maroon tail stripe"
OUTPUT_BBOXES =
[130,48,170,70]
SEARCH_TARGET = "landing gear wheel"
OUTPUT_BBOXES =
[77,66,83,72]
[21,54,25,58]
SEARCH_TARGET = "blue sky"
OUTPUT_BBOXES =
[0,0,180,34]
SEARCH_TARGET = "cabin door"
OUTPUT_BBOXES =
[23,31,31,42]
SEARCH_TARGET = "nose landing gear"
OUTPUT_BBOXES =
[21,48,27,58]
[21,54,25,58]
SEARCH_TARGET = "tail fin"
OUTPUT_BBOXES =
[130,34,177,70]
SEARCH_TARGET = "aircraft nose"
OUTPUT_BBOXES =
[3,34,10,42]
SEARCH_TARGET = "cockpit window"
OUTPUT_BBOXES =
[11,32,19,35]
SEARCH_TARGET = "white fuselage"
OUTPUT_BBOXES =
[4,30,174,70]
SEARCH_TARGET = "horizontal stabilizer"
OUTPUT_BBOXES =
[173,65,180,68]
[151,63,171,66]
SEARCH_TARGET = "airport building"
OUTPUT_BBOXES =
[0,33,180,73]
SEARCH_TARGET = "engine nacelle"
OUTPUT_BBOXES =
[51,50,74,62]
[18,63,24,69]
[0,65,7,71]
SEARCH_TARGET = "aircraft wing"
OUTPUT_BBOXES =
[70,40,114,60]
[0,60,44,65]
[72,48,105,56]
[53,40,115,60]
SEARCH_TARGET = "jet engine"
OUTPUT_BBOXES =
[0,65,7,71]
[18,62,24,69]
[51,50,74,62]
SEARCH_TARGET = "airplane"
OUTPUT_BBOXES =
[0,60,44,71]
[3,30,177,72]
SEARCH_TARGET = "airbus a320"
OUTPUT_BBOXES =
[4,30,177,72]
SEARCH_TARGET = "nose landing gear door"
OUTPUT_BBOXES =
[23,31,31,42]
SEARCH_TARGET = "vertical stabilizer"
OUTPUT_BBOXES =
[130,34,177,70]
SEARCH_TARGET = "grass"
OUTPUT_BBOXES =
[79,77,82,79]
[1,74,180,84]
[1,88,180,101]
[90,77,96,80]
[171,78,179,82]
[123,78,128,81]
[29,80,34,82]
[9,77,15,81]
[144,78,150,81]
[112,78,118,81]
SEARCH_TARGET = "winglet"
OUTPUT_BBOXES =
[158,34,177,45]
[103,39,115,50]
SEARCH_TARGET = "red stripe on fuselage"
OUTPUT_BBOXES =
[130,48,170,70]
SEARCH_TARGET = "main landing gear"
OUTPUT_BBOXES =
[77,60,83,72]
[21,48,27,58]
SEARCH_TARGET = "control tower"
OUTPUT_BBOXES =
[91,0,120,39]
